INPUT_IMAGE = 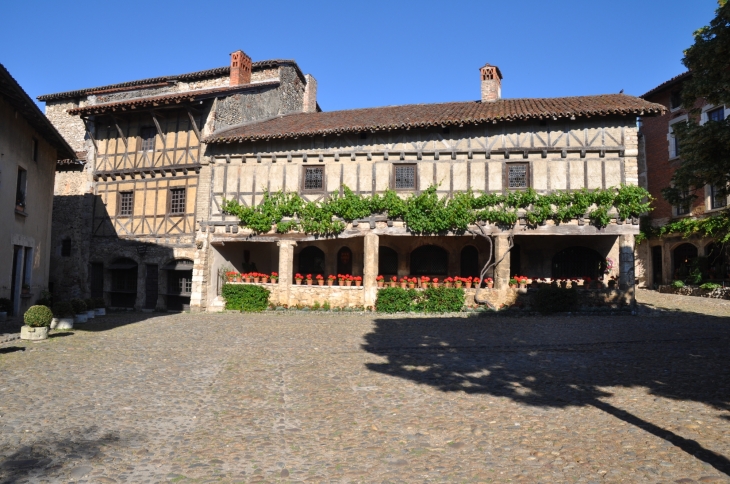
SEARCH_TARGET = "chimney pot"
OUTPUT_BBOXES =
[480,63,502,102]
[230,50,252,86]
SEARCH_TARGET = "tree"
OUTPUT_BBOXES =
[663,1,730,206]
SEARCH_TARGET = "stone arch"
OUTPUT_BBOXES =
[298,246,325,276]
[410,245,448,275]
[379,246,398,276]
[551,246,603,280]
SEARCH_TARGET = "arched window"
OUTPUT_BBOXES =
[673,243,698,280]
[298,246,325,275]
[552,246,603,280]
[379,246,398,275]
[337,246,353,275]
[410,245,448,275]
[108,257,138,308]
[460,246,480,278]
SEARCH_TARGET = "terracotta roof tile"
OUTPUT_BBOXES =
[38,59,303,101]
[641,71,691,99]
[206,94,665,143]
[67,80,280,116]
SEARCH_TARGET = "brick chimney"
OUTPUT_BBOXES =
[303,74,317,113]
[480,63,502,102]
[230,50,252,86]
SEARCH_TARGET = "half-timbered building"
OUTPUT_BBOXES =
[41,51,318,309]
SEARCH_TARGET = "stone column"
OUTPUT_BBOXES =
[493,235,511,290]
[277,240,296,306]
[619,234,636,304]
[363,233,379,308]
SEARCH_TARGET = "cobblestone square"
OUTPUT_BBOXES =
[1,290,729,483]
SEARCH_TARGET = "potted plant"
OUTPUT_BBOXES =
[21,305,53,341]
[432,278,439,288]
[508,278,518,289]
[345,275,353,287]
[354,276,362,287]
[454,277,463,289]
[376,275,384,288]
[327,275,336,286]
[295,273,304,285]
[251,272,260,284]
[390,276,398,288]
[306,274,313,285]
[419,276,430,288]
[516,276,528,289]
[407,277,416,289]
[338,274,345,286]
[71,298,88,323]
[464,277,473,289]
[444,277,453,288]
[399,277,407,289]
[559,278,568,289]
[0,297,10,322]
[93,298,106,316]
[84,298,96,319]
[316,274,324,286]
[52,301,75,330]
[472,277,480,288]
[225,271,238,283]
[270,272,279,284]
[485,277,494,289]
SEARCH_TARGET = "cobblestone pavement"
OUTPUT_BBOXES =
[0,290,729,483]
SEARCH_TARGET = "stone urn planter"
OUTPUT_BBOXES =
[86,310,96,319]
[55,318,74,330]
[95,308,106,316]
[74,313,88,324]
[21,326,48,341]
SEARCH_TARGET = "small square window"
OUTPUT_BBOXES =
[15,167,27,210]
[507,163,529,189]
[676,189,691,215]
[711,185,726,210]
[118,192,133,216]
[708,107,725,122]
[302,166,325,192]
[140,127,156,152]
[670,90,682,110]
[61,239,72,257]
[393,164,417,190]
[169,188,186,214]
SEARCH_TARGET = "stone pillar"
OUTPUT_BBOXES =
[189,232,210,312]
[277,240,296,306]
[619,234,636,304]
[363,233,379,308]
[493,235,511,290]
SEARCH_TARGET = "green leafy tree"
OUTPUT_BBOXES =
[663,1,730,207]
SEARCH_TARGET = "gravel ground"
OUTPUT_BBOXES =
[0,289,728,483]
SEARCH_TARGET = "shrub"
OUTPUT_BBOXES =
[419,287,465,313]
[52,302,75,318]
[222,283,270,312]
[85,299,95,311]
[93,298,106,309]
[700,282,721,290]
[312,301,321,310]
[671,280,685,289]
[322,301,330,311]
[532,286,579,315]
[0,298,11,313]
[70,298,87,314]
[375,287,418,313]
[24,305,53,327]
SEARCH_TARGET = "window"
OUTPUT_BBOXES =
[393,164,417,190]
[32,138,38,162]
[15,167,27,210]
[140,127,156,152]
[507,163,529,189]
[676,189,691,215]
[302,166,324,192]
[118,192,133,216]
[668,116,687,159]
[710,185,727,210]
[61,239,72,257]
[670,90,682,110]
[708,107,725,122]
[169,188,186,214]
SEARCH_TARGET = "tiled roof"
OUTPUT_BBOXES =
[206,94,665,143]
[0,63,76,160]
[67,80,280,116]
[641,71,691,99]
[38,59,303,101]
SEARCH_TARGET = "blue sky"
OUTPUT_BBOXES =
[1,0,718,111]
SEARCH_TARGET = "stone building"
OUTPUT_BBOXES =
[0,63,75,315]
[194,64,664,311]
[40,51,318,309]
[636,72,728,287]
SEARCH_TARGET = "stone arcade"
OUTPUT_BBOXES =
[40,52,665,311]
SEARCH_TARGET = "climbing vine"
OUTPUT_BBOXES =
[637,209,730,244]
[221,185,652,236]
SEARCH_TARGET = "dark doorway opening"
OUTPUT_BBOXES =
[460,246,480,278]
[298,246,325,275]
[379,246,398,276]
[673,243,698,280]
[164,259,193,311]
[410,245,448,275]
[337,246,353,275]
[552,246,604,280]
[109,258,138,308]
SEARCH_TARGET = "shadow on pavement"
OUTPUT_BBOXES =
[0,346,24,355]
[71,311,174,332]
[362,304,730,475]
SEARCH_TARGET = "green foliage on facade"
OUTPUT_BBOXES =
[222,185,652,236]
[222,284,271,312]
[375,287,465,313]
[638,210,730,244]
[24,305,53,327]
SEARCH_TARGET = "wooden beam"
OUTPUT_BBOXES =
[186,107,201,141]
[81,117,99,152]
[110,116,128,149]
[151,113,167,148]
